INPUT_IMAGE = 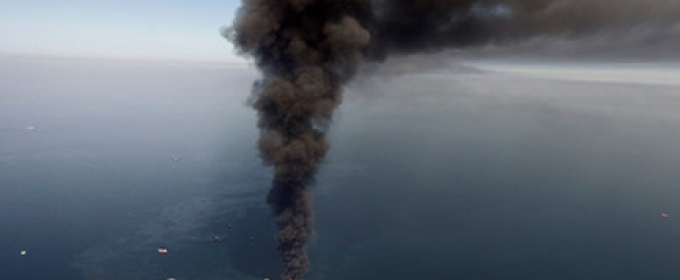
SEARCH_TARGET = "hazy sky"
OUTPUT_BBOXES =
[3,1,679,63]
[0,0,245,62]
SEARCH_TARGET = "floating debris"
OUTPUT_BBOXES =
[227,223,232,229]
[20,250,27,256]
[172,156,181,163]
[213,235,222,242]
[158,248,169,254]
[661,213,670,218]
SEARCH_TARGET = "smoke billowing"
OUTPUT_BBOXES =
[226,0,679,278]
[226,1,371,279]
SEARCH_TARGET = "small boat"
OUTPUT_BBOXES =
[158,248,169,254]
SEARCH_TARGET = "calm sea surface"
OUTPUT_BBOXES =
[2,56,680,280]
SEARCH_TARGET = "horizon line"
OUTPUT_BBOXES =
[0,52,253,68]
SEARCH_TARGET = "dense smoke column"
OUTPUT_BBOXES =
[227,1,372,279]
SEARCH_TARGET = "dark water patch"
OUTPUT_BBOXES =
[223,206,282,278]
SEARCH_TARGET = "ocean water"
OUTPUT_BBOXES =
[2,56,680,280]
[0,56,266,279]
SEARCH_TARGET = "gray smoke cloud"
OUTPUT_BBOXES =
[225,1,679,279]
[367,0,680,59]
[226,1,371,279]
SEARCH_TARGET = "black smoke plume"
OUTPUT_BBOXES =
[226,1,372,279]
[226,0,679,279]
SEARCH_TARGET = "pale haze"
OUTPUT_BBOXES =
[0,0,244,62]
